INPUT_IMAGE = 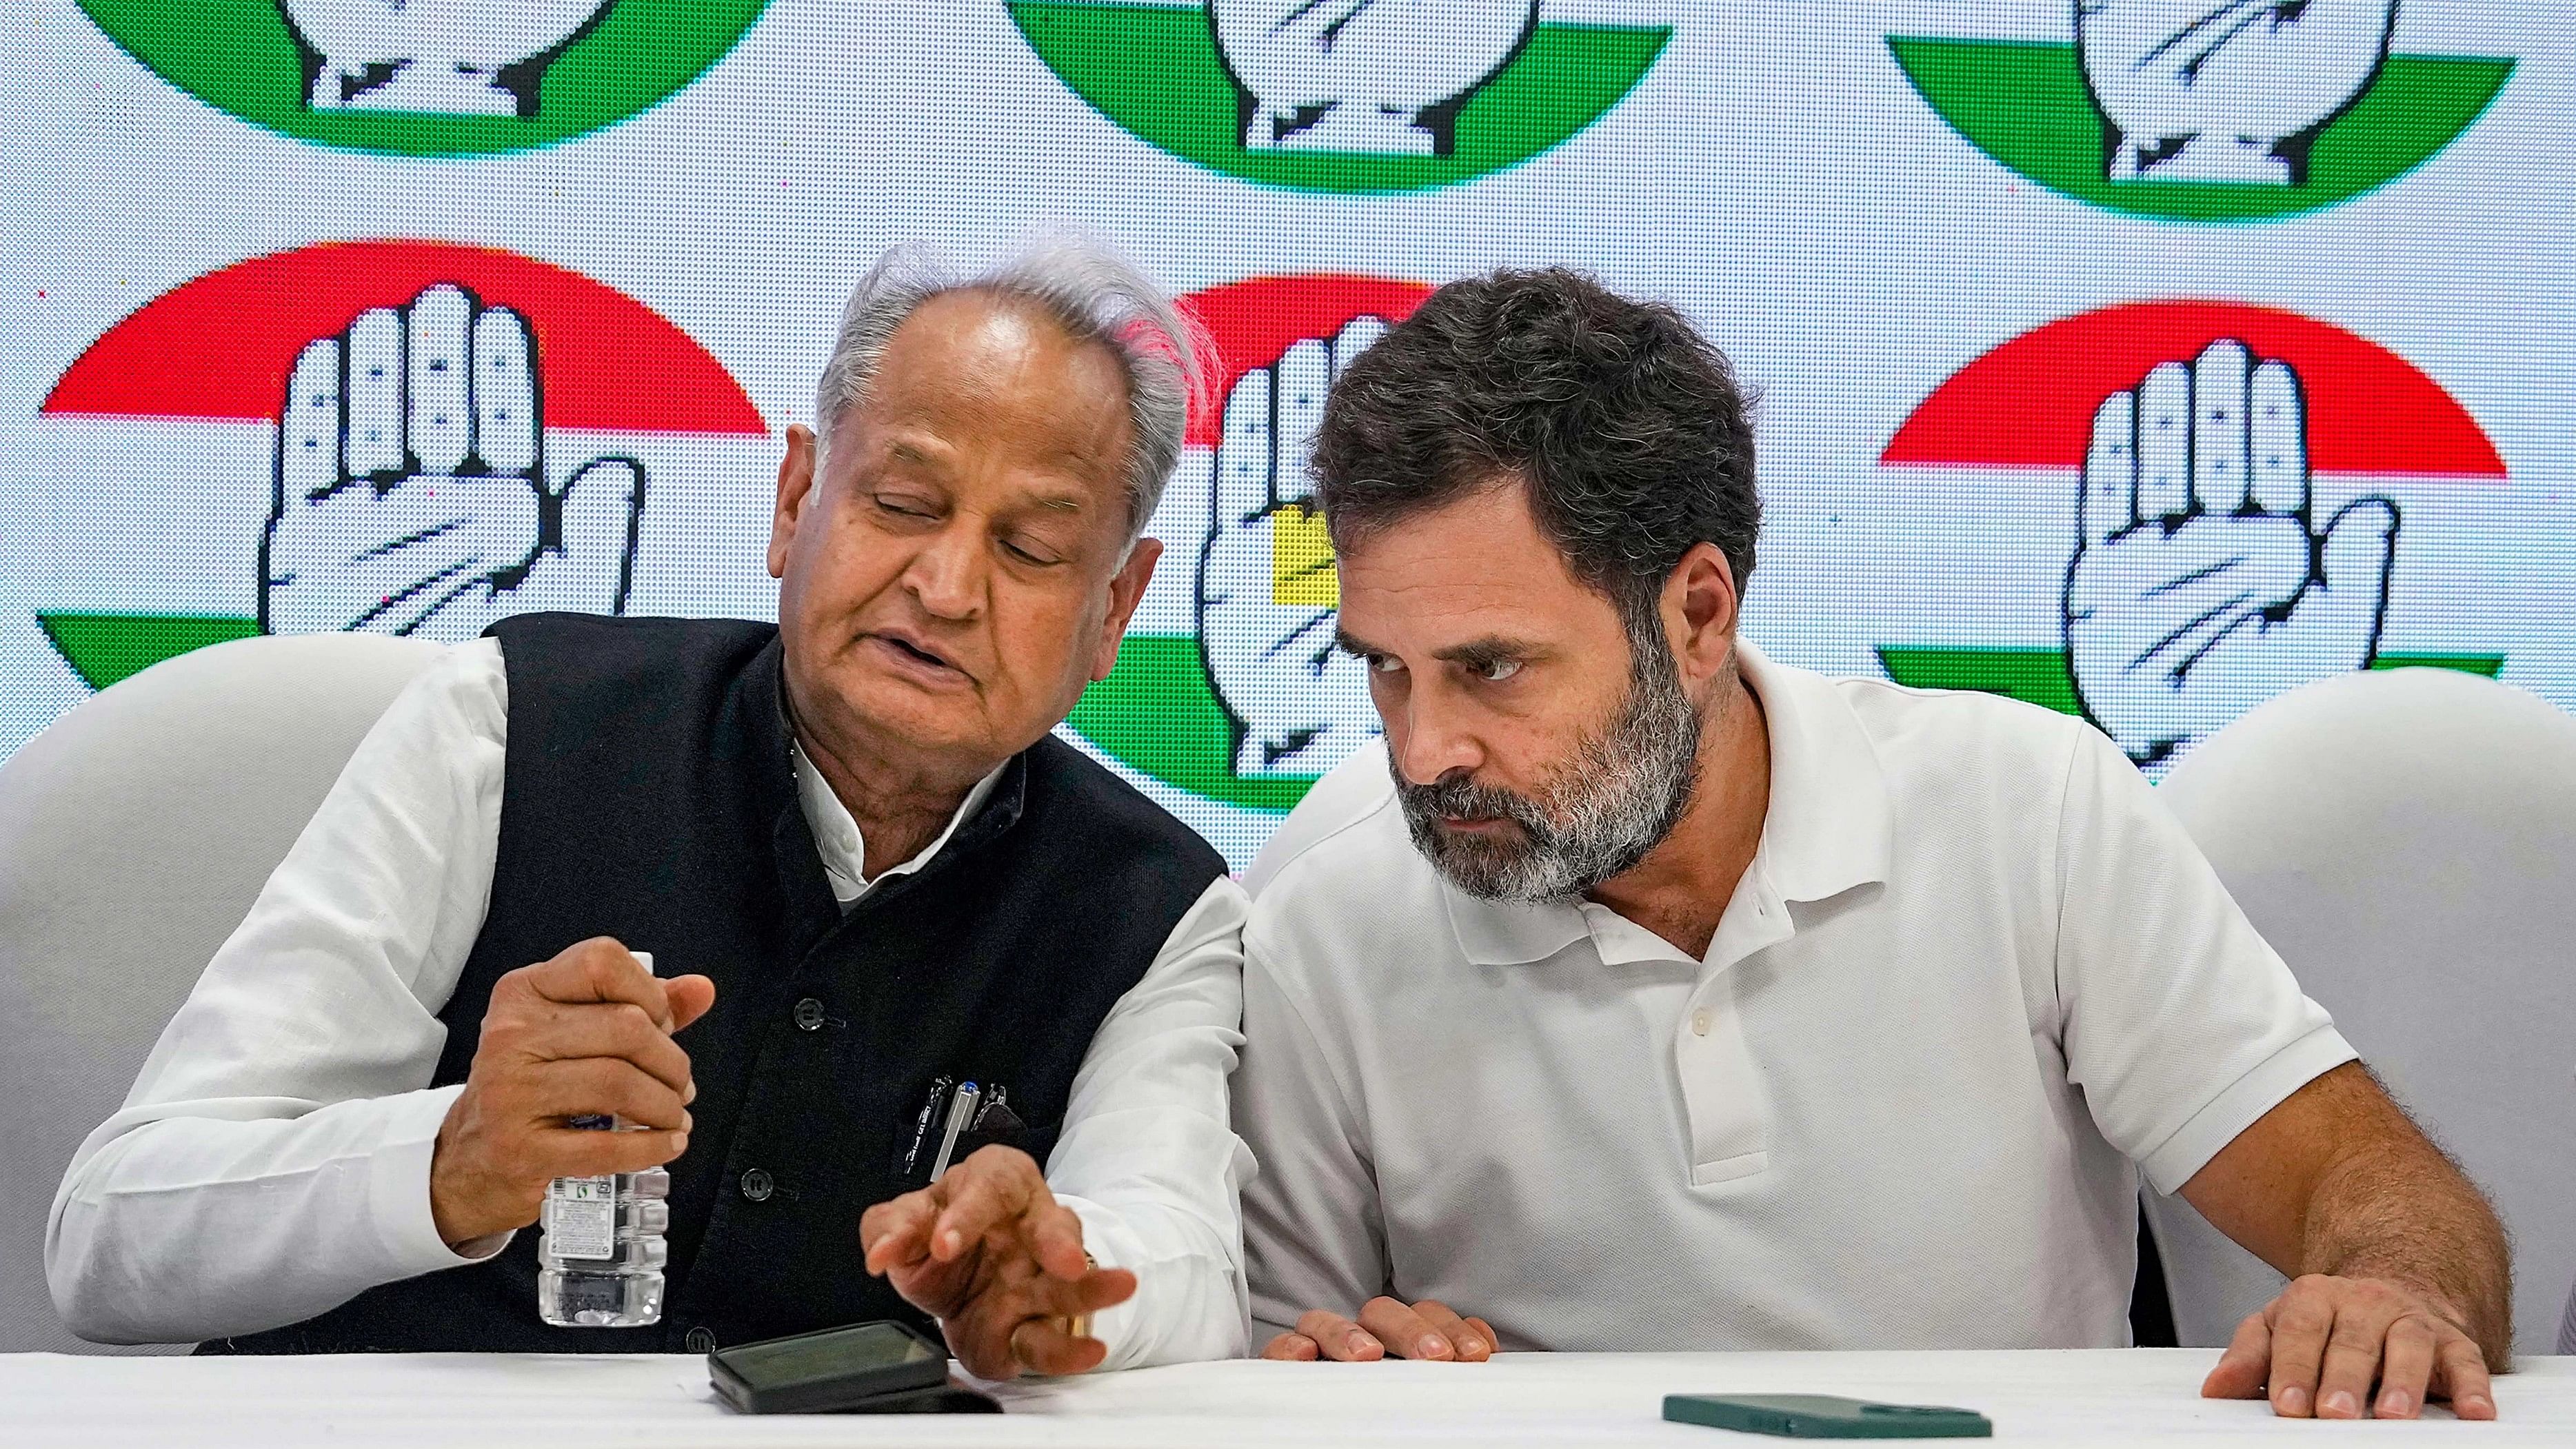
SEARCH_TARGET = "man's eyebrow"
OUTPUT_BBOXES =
[1433,636,1539,669]
[1333,632,1541,667]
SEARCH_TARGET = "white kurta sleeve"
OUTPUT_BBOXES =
[1047,877,1255,1370]
[1233,924,1389,1345]
[46,638,512,1344]
[2050,721,2359,1196]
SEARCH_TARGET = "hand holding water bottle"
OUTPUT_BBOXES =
[427,938,715,1250]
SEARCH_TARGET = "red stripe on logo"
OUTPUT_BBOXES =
[1880,301,2502,478]
[1180,274,1435,447]
[42,240,767,436]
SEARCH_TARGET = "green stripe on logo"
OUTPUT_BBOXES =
[1887,38,2512,223]
[1011,2,1669,195]
[39,613,262,691]
[1875,645,2505,718]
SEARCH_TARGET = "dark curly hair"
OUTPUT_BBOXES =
[1314,268,1760,629]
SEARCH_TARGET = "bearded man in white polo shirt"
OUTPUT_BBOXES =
[1234,268,2513,1421]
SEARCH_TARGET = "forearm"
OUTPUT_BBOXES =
[2299,1132,2513,1368]
[47,1087,490,1344]
[1045,878,1254,1368]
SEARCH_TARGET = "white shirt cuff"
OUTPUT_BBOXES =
[367,1083,515,1274]
[1061,1195,1140,1369]
[2137,1023,2360,1195]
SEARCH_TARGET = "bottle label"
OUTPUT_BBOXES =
[545,1177,618,1261]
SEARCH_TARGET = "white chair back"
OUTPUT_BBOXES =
[2140,667,2576,1355]
[0,633,443,1352]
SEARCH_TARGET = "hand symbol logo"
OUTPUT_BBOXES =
[280,0,618,116]
[2075,0,2395,183]
[1195,318,1389,779]
[1208,0,1538,155]
[2064,340,2397,770]
[259,283,646,642]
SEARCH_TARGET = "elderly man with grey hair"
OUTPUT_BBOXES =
[47,236,1252,1377]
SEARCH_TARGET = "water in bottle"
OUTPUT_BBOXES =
[536,950,672,1327]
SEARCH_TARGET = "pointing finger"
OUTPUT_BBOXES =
[2082,389,2137,549]
[2192,339,2251,515]
[408,285,473,475]
[1024,1197,1091,1282]
[279,338,343,507]
[346,307,403,478]
[860,1188,940,1274]
[472,305,539,476]
[1216,366,1275,527]
[1021,1264,1138,1323]
[2246,358,2306,517]
[2136,361,2191,522]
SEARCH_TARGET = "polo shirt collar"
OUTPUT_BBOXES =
[1736,640,1893,905]
[1440,638,1893,968]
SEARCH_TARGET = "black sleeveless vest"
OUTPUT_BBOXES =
[204,614,1225,1353]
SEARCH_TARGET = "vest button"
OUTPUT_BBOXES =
[684,1327,716,1353]
[739,1168,774,1202]
[792,997,826,1031]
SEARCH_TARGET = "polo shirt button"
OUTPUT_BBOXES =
[684,1327,716,1353]
[792,997,826,1031]
[1691,1009,1713,1037]
[740,1168,774,1202]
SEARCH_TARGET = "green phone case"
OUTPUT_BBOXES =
[1664,1394,1993,1438]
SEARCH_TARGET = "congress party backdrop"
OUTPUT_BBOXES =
[3,0,2571,879]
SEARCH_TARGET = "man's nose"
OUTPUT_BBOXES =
[1389,695,1481,787]
[905,523,987,620]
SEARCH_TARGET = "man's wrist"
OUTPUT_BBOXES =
[386,1086,517,1272]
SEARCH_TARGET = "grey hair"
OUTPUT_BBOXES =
[812,232,1206,547]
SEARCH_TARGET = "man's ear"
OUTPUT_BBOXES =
[768,424,820,580]
[1091,536,1163,682]
[1662,541,1741,690]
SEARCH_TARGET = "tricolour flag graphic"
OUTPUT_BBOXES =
[30,239,770,693]
[1887,16,2512,223]
[1067,272,1431,867]
[1871,299,2508,772]
[1010,0,1670,195]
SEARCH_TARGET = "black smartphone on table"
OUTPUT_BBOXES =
[709,1320,995,1415]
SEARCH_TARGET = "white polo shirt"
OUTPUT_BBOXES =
[1236,642,2353,1351]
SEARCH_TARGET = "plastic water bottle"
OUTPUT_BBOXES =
[537,951,672,1327]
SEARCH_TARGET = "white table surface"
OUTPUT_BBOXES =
[7,1350,2573,1447]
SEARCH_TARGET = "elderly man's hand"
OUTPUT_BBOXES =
[860,1145,1136,1379]
[2201,1274,2496,1420]
[1260,1297,1496,1362]
[427,939,716,1248]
